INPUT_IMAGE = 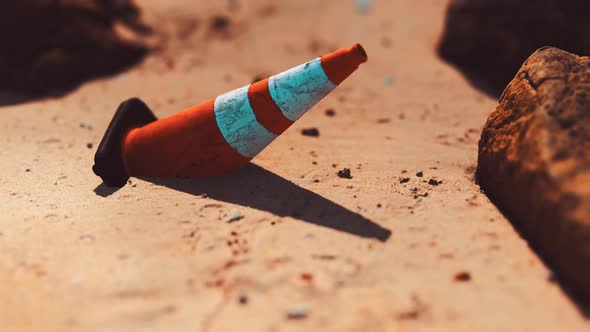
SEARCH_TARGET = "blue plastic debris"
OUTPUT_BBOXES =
[356,0,371,13]
[384,75,394,85]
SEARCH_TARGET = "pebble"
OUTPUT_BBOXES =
[79,122,93,130]
[224,209,244,223]
[454,271,471,282]
[286,305,309,320]
[301,128,320,137]
[428,179,441,186]
[210,15,231,31]
[79,234,95,242]
[337,168,352,179]
[238,291,248,305]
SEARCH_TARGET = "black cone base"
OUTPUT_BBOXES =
[93,98,157,187]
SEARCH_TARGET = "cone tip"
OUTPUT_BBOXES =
[352,43,368,63]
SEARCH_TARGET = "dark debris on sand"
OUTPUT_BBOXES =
[301,128,320,137]
[337,168,352,179]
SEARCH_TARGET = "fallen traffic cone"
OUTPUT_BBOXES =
[93,43,368,187]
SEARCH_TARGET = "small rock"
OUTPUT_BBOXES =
[79,122,93,130]
[300,273,313,282]
[301,128,320,137]
[238,292,248,305]
[79,234,95,243]
[325,108,335,117]
[224,209,243,223]
[400,177,410,184]
[86,143,93,149]
[210,15,230,31]
[428,179,441,186]
[414,192,429,200]
[416,170,424,177]
[286,305,309,320]
[337,168,352,179]
[454,271,471,282]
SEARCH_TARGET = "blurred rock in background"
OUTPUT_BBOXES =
[0,0,151,94]
[438,0,590,96]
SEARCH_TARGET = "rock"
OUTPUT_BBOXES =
[0,0,151,94]
[438,0,590,95]
[285,305,309,320]
[453,271,471,282]
[337,168,352,179]
[301,128,320,137]
[237,291,248,305]
[477,47,590,302]
[224,209,244,223]
[427,179,440,186]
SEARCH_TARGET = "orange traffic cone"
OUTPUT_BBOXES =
[93,43,368,187]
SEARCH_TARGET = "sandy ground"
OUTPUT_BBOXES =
[1,0,589,331]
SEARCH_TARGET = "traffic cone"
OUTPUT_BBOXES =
[93,43,368,187]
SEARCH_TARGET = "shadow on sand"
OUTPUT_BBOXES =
[93,182,122,198]
[0,90,75,107]
[134,164,392,242]
[0,92,43,106]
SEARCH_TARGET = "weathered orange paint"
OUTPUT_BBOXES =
[248,78,294,135]
[320,43,368,85]
[122,99,250,179]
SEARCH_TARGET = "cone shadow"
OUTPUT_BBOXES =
[142,164,392,242]
[0,91,49,106]
[94,182,122,197]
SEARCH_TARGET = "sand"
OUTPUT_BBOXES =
[1,0,588,331]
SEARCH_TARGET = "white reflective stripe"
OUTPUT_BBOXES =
[269,57,336,121]
[214,85,278,159]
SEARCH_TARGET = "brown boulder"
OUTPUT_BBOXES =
[0,0,151,94]
[477,47,590,302]
[438,0,590,95]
